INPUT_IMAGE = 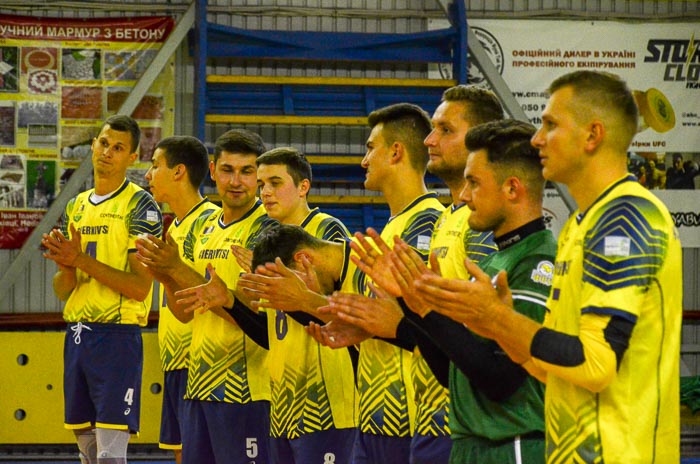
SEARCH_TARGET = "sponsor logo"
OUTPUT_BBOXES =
[531,260,554,286]
[644,35,700,86]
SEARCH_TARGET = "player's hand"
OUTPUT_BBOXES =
[135,232,183,279]
[306,320,371,348]
[414,258,512,338]
[42,224,83,268]
[349,228,401,297]
[231,245,253,273]
[323,284,403,339]
[388,237,434,317]
[238,257,314,312]
[174,263,234,312]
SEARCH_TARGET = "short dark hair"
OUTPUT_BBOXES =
[256,147,312,186]
[102,115,140,153]
[252,224,323,269]
[442,85,504,126]
[465,119,543,195]
[367,103,432,171]
[548,70,638,152]
[155,136,210,189]
[213,129,266,163]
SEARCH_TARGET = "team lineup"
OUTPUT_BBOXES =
[41,70,682,464]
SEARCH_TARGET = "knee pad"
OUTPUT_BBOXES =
[96,428,129,463]
[74,429,97,464]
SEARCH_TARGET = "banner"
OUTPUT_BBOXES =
[0,14,175,248]
[430,19,699,151]
[430,18,700,246]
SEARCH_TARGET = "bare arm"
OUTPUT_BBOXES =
[43,224,152,301]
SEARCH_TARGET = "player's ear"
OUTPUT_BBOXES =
[390,142,403,164]
[293,250,312,266]
[174,164,186,180]
[298,178,310,197]
[585,120,605,152]
[502,176,521,199]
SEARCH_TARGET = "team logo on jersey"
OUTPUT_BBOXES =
[531,260,554,286]
[200,225,215,244]
[72,202,85,223]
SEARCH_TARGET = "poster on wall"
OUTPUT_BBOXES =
[430,19,700,246]
[0,14,175,249]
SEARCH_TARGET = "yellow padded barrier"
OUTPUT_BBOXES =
[0,331,163,444]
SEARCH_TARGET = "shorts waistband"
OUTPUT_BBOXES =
[66,322,141,333]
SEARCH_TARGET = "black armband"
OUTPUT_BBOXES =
[224,300,269,349]
[531,327,584,366]
[378,317,417,352]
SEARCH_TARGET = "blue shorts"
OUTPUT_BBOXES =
[271,427,357,464]
[159,368,188,450]
[410,433,452,464]
[63,322,143,432]
[181,398,270,464]
[352,432,412,464]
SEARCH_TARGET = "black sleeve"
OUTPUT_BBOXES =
[377,318,417,352]
[224,300,269,349]
[398,298,529,402]
[400,316,450,387]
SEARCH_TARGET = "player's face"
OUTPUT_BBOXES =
[361,124,392,192]
[211,151,258,212]
[531,86,587,185]
[145,148,176,203]
[460,149,507,236]
[425,100,471,181]
[257,163,307,224]
[91,125,137,179]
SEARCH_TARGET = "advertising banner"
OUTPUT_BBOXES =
[0,14,175,248]
[430,19,700,246]
[436,19,700,152]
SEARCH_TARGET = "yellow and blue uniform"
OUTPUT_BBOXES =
[186,202,275,403]
[157,199,218,450]
[182,200,276,464]
[158,199,219,372]
[534,175,681,463]
[267,208,355,439]
[62,180,162,326]
[62,179,162,433]
[355,192,444,463]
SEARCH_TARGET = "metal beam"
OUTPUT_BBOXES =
[0,2,195,304]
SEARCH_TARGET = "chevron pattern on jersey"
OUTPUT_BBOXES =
[545,398,602,464]
[270,363,305,437]
[583,196,668,291]
[358,349,411,436]
[412,356,449,436]
[186,336,251,403]
[465,229,497,263]
[160,330,191,371]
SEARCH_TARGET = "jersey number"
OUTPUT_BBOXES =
[246,437,258,458]
[275,310,288,340]
[85,241,97,259]
[124,388,134,406]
